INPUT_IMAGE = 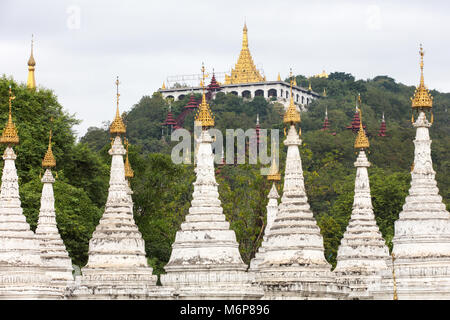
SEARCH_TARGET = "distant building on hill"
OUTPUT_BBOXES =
[158,23,321,110]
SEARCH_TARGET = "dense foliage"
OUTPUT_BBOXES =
[1,70,448,271]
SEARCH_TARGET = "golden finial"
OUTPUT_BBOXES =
[42,120,56,169]
[283,69,301,125]
[411,44,433,112]
[109,76,126,135]
[27,34,36,89]
[124,138,134,179]
[0,86,20,146]
[161,81,166,90]
[242,22,248,48]
[354,95,370,149]
[308,82,312,91]
[195,63,215,129]
[267,140,281,182]
[277,72,281,81]
[293,78,297,86]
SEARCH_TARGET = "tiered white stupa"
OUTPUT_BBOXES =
[0,87,58,299]
[35,129,74,291]
[256,79,344,299]
[249,154,280,272]
[161,69,263,299]
[372,47,450,299]
[71,78,166,299]
[334,103,391,299]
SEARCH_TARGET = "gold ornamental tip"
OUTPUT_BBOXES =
[42,129,56,168]
[124,139,134,179]
[195,93,215,129]
[277,72,281,81]
[354,106,369,149]
[283,76,301,124]
[110,77,126,135]
[1,86,19,146]
[267,154,281,182]
[411,44,433,110]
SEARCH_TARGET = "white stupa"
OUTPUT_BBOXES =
[334,102,391,299]
[160,72,263,299]
[70,78,167,299]
[249,153,280,272]
[372,47,450,299]
[0,87,58,299]
[35,129,74,292]
[256,79,345,299]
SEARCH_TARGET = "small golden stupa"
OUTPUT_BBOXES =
[0,86,20,146]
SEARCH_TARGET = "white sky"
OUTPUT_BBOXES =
[1,0,449,138]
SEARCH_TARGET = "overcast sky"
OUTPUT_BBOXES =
[1,0,449,138]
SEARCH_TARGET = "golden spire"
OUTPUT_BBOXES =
[283,70,301,125]
[109,76,126,135]
[224,23,265,84]
[161,81,166,90]
[0,86,20,146]
[277,72,281,81]
[195,64,215,129]
[354,95,370,149]
[267,141,281,182]
[42,123,56,169]
[411,44,433,112]
[308,82,312,91]
[27,35,36,89]
[124,138,134,179]
[293,77,297,86]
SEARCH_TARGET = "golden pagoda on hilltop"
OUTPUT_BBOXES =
[315,70,329,79]
[27,35,36,89]
[224,23,265,84]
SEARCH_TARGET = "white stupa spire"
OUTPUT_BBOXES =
[71,135,159,298]
[372,111,450,299]
[0,147,58,298]
[334,150,390,299]
[35,169,74,289]
[256,125,344,299]
[161,128,263,299]
[249,183,279,272]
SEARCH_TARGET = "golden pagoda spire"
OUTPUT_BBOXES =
[354,95,370,149]
[27,35,36,89]
[0,86,20,146]
[411,44,433,122]
[42,122,56,169]
[267,140,281,182]
[124,138,134,179]
[277,72,281,81]
[308,82,312,91]
[195,63,215,129]
[224,23,265,84]
[283,69,301,125]
[109,76,126,135]
[161,81,166,90]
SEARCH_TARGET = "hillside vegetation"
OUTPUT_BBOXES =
[1,71,448,271]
